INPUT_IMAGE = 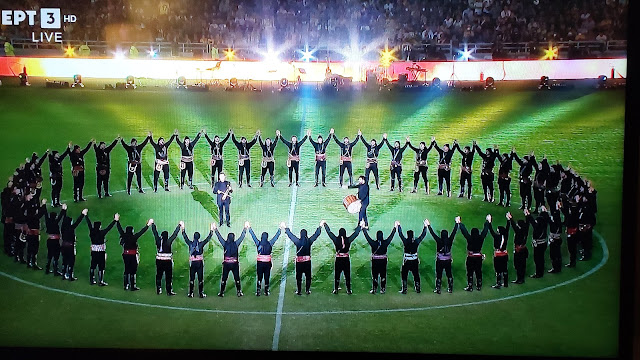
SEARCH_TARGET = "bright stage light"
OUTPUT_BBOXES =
[458,45,474,61]
[113,50,126,60]
[298,45,316,62]
[542,45,558,60]
[379,45,396,67]
[263,50,280,64]
[224,48,235,60]
[147,48,157,58]
[64,45,75,57]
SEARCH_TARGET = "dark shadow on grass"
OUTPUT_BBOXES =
[191,185,219,223]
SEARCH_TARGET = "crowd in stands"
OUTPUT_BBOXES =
[1,0,628,53]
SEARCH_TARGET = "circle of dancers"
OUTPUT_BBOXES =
[1,129,597,297]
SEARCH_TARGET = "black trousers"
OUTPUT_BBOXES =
[211,160,223,184]
[465,256,483,286]
[97,169,110,196]
[315,160,326,185]
[288,161,300,183]
[371,258,388,288]
[533,185,546,209]
[238,160,251,185]
[156,259,173,291]
[358,202,369,227]
[72,171,85,200]
[256,261,272,285]
[222,262,240,282]
[153,164,170,190]
[334,257,351,289]
[549,238,563,270]
[498,177,511,204]
[217,200,230,225]
[90,251,106,271]
[61,245,75,270]
[189,260,204,291]
[295,260,312,292]
[579,228,593,260]
[566,231,578,265]
[46,239,60,269]
[122,253,138,275]
[438,169,451,193]
[365,163,379,188]
[26,235,40,264]
[339,161,353,186]
[493,255,508,273]
[545,190,559,209]
[514,248,528,281]
[180,162,194,186]
[532,242,547,276]
[481,171,495,200]
[519,179,532,209]
[50,175,63,204]
[390,165,402,190]
[435,259,452,280]
[459,171,472,197]
[127,166,143,192]
[401,259,420,284]
[3,223,13,255]
[413,166,428,190]
[261,161,274,184]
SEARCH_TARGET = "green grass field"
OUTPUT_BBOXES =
[0,84,626,356]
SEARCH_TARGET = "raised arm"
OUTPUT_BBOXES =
[236,228,247,246]
[480,220,490,239]
[139,135,150,149]
[220,132,231,146]
[151,223,160,241]
[231,133,240,147]
[246,136,257,148]
[85,214,93,229]
[205,133,214,146]
[449,223,459,240]
[72,213,85,230]
[384,138,393,152]
[102,220,116,236]
[407,141,419,152]
[459,223,470,240]
[117,221,124,236]
[248,228,259,246]
[398,225,406,243]
[323,223,337,242]
[348,226,361,243]
[309,226,322,243]
[362,229,375,246]
[285,228,300,246]
[215,229,225,246]
[192,132,202,147]
[134,225,149,239]
[202,230,213,245]
[360,135,371,150]
[280,135,292,149]
[415,225,428,244]
[182,230,191,246]
[428,225,440,242]
[488,221,497,238]
[106,138,118,152]
[81,141,93,155]
[384,227,397,245]
[269,228,281,246]
[168,225,181,243]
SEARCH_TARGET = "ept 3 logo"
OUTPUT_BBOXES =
[1,8,76,43]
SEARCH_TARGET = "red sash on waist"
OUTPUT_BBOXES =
[467,252,484,258]
[340,156,352,162]
[4,217,13,224]
[315,154,326,161]
[123,249,137,255]
[494,250,508,257]
[335,253,350,258]
[567,227,578,235]
[189,255,204,262]
[438,164,451,170]
[256,254,272,262]
[295,255,311,263]
[27,229,40,236]
[223,257,238,263]
[47,234,60,240]
[514,245,527,253]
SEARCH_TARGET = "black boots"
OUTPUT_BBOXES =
[447,277,454,293]
[332,280,340,294]
[476,278,482,291]
[130,274,140,291]
[502,272,508,288]
[433,278,442,294]
[464,282,474,292]
[124,274,130,290]
[256,282,261,296]
[399,280,408,294]
[188,281,194,298]
[218,281,226,297]
[90,269,97,285]
[64,266,77,281]
[414,281,421,293]
[492,273,502,289]
[199,281,206,298]
[235,281,243,297]
[264,284,270,296]
[380,278,386,294]
[370,279,379,294]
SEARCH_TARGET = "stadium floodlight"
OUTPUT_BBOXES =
[379,45,396,68]
[64,45,75,57]
[147,47,157,58]
[263,50,280,64]
[542,44,558,60]
[113,50,126,60]
[298,45,316,62]
[224,48,235,61]
[457,45,474,61]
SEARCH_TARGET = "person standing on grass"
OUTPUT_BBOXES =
[322,220,362,295]
[488,212,512,289]
[496,149,515,207]
[204,129,231,186]
[94,137,119,199]
[525,206,550,278]
[284,222,322,295]
[85,212,117,286]
[213,173,233,227]
[362,221,396,294]
[214,222,248,297]
[60,208,88,281]
[407,138,433,194]
[453,141,476,199]
[509,215,530,284]
[459,215,491,291]
[279,130,310,187]
[309,129,333,187]
[248,222,284,296]
[181,221,214,298]
[117,217,151,291]
[231,130,259,188]
[547,201,564,274]
[68,140,95,202]
[512,150,536,211]
[23,196,46,270]
[360,134,385,189]
[397,219,428,294]
[43,203,66,276]
[383,134,410,192]
[150,131,177,192]
[426,216,460,294]
[176,130,203,190]
[150,221,182,295]
[474,143,499,202]
[333,131,361,187]
[348,176,370,228]
[48,148,70,207]
[258,131,279,187]
[433,138,455,197]
[120,134,151,195]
